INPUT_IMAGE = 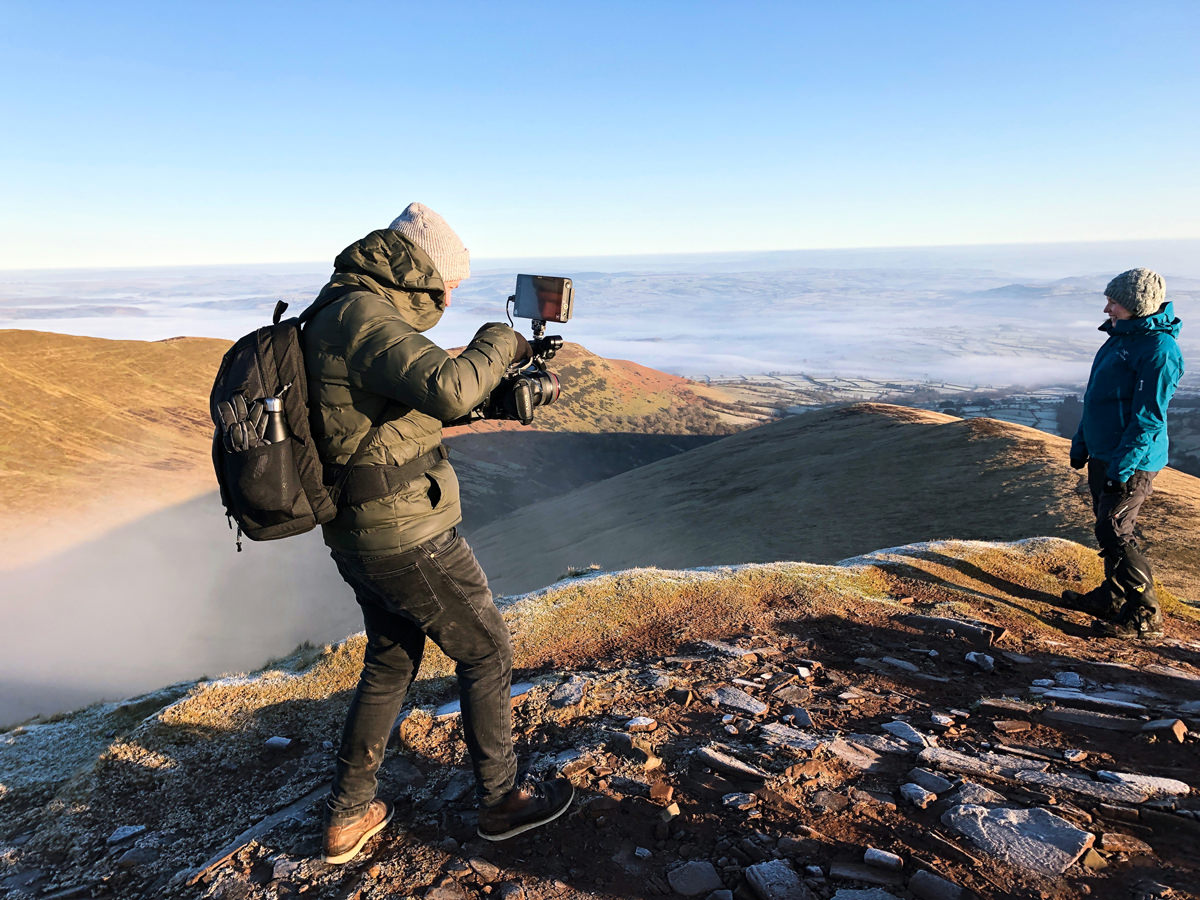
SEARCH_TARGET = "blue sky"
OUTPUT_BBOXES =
[1,1,1197,269]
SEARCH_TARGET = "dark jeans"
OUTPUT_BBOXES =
[326,528,516,824]
[1086,461,1157,553]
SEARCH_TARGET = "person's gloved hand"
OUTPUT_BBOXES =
[512,331,533,365]
[1069,455,1088,470]
[1102,477,1130,497]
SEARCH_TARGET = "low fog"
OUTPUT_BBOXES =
[3,240,1198,724]
[3,240,1198,388]
[0,493,357,727]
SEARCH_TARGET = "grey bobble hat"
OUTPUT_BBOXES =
[1105,267,1166,318]
[388,202,471,283]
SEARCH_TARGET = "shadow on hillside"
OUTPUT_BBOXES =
[870,558,1096,639]
[448,430,724,531]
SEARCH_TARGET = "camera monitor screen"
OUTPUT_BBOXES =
[514,274,573,323]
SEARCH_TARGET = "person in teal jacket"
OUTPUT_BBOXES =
[1064,268,1184,638]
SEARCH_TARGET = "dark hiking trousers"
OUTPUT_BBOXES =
[326,528,517,825]
[1086,461,1157,553]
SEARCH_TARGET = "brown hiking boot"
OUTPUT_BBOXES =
[1093,607,1165,640]
[323,799,393,864]
[477,777,574,841]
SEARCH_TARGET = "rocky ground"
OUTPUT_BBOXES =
[2,539,1198,900]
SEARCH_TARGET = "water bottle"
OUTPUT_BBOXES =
[263,397,290,444]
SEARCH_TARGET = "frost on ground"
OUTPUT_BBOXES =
[1,537,1199,900]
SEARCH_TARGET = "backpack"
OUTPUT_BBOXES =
[209,299,341,549]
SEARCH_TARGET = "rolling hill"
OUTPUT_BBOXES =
[468,403,1200,601]
[0,331,746,568]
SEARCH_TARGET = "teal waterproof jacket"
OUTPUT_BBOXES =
[1071,302,1184,482]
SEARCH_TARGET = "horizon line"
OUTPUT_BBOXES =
[2,235,1198,276]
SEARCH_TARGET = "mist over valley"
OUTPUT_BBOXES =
[2,241,1199,727]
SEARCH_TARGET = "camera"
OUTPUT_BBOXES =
[450,275,573,427]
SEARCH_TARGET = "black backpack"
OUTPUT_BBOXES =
[209,299,342,549]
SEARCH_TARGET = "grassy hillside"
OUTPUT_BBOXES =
[0,331,743,567]
[0,330,228,563]
[469,403,1200,602]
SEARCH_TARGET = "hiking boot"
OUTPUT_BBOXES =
[1092,544,1166,639]
[1094,605,1165,640]
[477,777,574,841]
[323,799,393,864]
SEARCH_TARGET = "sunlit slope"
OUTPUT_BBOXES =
[0,330,228,557]
[470,403,1200,599]
[0,331,742,566]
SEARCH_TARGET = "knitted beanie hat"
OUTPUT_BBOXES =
[1105,268,1166,318]
[388,202,471,283]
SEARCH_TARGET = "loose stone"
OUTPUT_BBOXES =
[900,783,936,808]
[907,868,966,900]
[863,848,903,870]
[1099,832,1154,854]
[695,745,769,780]
[667,861,724,897]
[1140,719,1187,743]
[964,652,994,672]
[708,686,769,717]
[906,767,953,794]
[881,721,931,747]
[744,858,815,900]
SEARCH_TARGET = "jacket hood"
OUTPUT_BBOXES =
[1100,301,1182,340]
[323,229,449,332]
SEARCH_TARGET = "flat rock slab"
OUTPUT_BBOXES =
[1039,689,1147,713]
[695,745,769,781]
[548,676,590,708]
[845,733,914,756]
[745,859,815,900]
[1015,770,1149,804]
[918,746,1039,780]
[831,890,900,900]
[708,686,769,717]
[1096,770,1191,798]
[702,640,762,659]
[667,860,724,896]
[759,722,828,754]
[947,781,1007,806]
[881,721,933,747]
[1099,832,1155,854]
[825,738,889,774]
[1041,707,1142,733]
[941,804,1095,875]
[907,767,954,794]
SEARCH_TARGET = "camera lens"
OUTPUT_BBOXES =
[525,369,561,407]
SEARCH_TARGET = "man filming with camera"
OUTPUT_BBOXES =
[303,203,573,864]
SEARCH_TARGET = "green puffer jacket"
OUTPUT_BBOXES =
[302,229,520,554]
